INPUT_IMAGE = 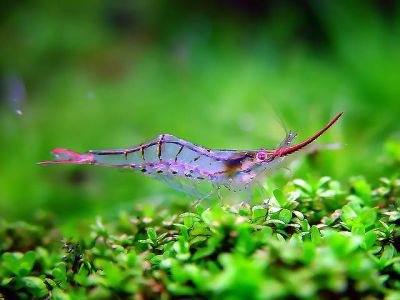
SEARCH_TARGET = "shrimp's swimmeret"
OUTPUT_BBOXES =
[39,112,344,197]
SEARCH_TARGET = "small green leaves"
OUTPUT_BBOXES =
[173,238,190,261]
[341,202,377,229]
[377,245,400,271]
[0,175,399,298]
[293,179,312,194]
[52,263,68,288]
[74,264,90,286]
[350,176,373,206]
[2,251,36,277]
[147,228,158,244]
[21,276,48,297]
[325,231,359,259]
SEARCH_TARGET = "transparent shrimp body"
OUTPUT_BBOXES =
[39,113,343,199]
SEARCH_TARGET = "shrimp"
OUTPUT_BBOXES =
[39,112,344,198]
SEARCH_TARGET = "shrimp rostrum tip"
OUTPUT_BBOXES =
[40,112,343,197]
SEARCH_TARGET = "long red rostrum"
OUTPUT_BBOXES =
[272,112,344,157]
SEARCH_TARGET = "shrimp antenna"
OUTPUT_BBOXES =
[273,112,344,157]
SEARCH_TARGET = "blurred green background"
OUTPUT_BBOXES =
[1,1,399,228]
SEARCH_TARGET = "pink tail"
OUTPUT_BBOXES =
[38,148,94,165]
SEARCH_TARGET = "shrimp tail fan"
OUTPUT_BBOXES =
[38,148,94,165]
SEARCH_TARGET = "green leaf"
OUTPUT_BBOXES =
[52,263,68,288]
[358,208,377,228]
[318,190,336,198]
[1,251,36,277]
[361,230,378,250]
[52,288,70,300]
[350,177,372,205]
[191,222,211,236]
[21,276,48,297]
[277,209,292,224]
[293,179,312,194]
[273,189,287,207]
[252,206,267,220]
[150,255,163,265]
[74,265,90,286]
[393,263,400,274]
[317,176,331,189]
[170,260,189,283]
[254,227,273,242]
[173,238,190,261]
[310,226,321,245]
[0,277,13,286]
[380,245,395,266]
[126,250,137,267]
[190,236,208,246]
[293,210,304,220]
[265,219,286,226]
[326,231,358,258]
[192,246,215,261]
[96,259,125,287]
[235,226,256,255]
[147,228,157,244]
[2,252,22,276]
[179,212,200,219]
[179,226,189,241]
[183,216,194,228]
[44,278,57,289]
[301,219,310,232]
[351,224,365,236]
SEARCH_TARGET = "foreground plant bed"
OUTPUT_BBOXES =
[1,176,399,299]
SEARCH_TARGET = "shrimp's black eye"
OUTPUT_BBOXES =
[256,151,268,161]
